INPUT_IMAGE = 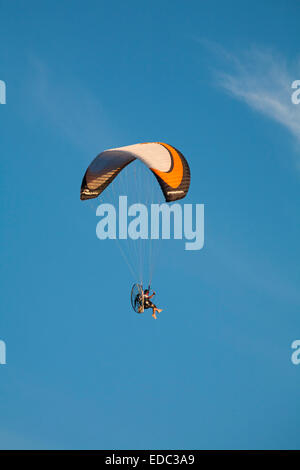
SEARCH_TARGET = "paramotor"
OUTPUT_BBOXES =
[131,283,144,313]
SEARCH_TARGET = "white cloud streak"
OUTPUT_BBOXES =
[215,47,300,153]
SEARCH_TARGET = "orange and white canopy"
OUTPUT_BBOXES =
[80,142,190,202]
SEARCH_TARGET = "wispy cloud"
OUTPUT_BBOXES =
[210,45,300,155]
[22,57,114,154]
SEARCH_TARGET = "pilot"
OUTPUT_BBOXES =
[143,289,162,319]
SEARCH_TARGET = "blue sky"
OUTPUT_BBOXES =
[1,0,300,449]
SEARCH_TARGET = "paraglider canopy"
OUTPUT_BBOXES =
[80,142,190,203]
[80,141,191,292]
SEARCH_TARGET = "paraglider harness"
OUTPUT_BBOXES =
[131,284,154,313]
[143,287,155,310]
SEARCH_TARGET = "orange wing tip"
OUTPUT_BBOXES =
[150,143,184,189]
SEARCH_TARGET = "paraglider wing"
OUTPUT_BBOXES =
[80,142,190,202]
